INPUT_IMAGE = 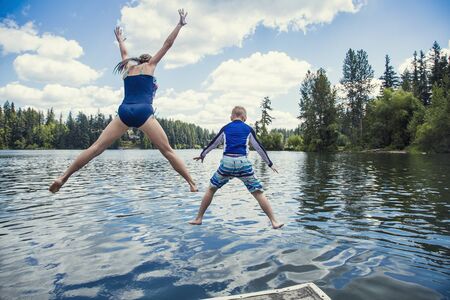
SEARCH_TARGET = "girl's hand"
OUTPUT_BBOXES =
[114,26,126,43]
[178,8,188,26]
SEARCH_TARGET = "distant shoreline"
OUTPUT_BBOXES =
[0,148,434,155]
[359,149,408,154]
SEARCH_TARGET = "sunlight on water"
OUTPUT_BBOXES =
[0,150,449,299]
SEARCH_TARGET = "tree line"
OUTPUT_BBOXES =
[0,103,215,150]
[1,41,449,153]
[254,41,450,153]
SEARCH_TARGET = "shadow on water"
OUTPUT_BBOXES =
[0,150,449,299]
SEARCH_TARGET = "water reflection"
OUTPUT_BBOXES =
[0,150,449,299]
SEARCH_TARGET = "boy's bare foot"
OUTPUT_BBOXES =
[49,177,67,193]
[189,183,198,192]
[272,221,284,229]
[189,218,202,225]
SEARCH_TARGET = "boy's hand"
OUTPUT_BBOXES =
[193,156,204,163]
[270,166,279,173]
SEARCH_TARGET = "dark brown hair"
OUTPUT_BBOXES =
[114,54,152,74]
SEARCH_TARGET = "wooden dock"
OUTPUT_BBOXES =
[204,283,331,300]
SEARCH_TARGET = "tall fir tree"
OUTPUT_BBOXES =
[46,108,55,125]
[429,41,444,87]
[380,54,399,91]
[299,69,338,151]
[400,69,412,92]
[259,96,274,135]
[418,50,431,105]
[340,48,375,144]
[412,51,420,98]
[299,70,316,147]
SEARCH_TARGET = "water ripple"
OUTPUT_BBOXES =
[0,150,449,299]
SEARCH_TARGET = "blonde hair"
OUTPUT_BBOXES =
[231,106,247,119]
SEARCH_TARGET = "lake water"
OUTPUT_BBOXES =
[0,150,449,300]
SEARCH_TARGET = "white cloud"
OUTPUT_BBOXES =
[154,89,209,113]
[370,78,383,98]
[205,51,310,95]
[156,51,310,130]
[118,0,363,68]
[0,19,100,86]
[35,34,83,59]
[0,20,40,54]
[398,57,414,73]
[0,82,122,117]
[0,19,83,59]
[0,82,42,102]
[14,54,101,86]
[271,110,300,129]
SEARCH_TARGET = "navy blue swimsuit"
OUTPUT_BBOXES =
[118,73,158,128]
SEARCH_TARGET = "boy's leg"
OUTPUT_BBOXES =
[189,186,218,225]
[251,191,284,229]
[237,159,284,229]
[190,160,231,225]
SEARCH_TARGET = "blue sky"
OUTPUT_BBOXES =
[0,0,449,130]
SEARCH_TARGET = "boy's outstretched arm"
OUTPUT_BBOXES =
[249,129,277,172]
[194,127,225,162]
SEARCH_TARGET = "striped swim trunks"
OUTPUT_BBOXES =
[210,156,263,193]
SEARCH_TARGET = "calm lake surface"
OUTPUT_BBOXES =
[0,149,449,300]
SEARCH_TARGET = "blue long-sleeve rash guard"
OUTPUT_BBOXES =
[199,120,273,167]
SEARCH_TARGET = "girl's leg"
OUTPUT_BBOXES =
[138,117,197,192]
[189,186,218,225]
[49,117,128,193]
[251,191,284,229]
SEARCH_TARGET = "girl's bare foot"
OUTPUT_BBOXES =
[189,183,198,192]
[272,221,284,229]
[49,177,67,193]
[189,218,202,225]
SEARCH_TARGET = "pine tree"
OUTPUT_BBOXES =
[340,48,375,144]
[259,96,274,135]
[46,108,55,125]
[65,112,76,148]
[54,113,67,148]
[418,50,431,105]
[430,41,444,86]
[412,51,420,98]
[299,70,316,147]
[254,121,261,136]
[400,69,412,92]
[2,101,11,148]
[380,54,399,91]
[299,69,338,151]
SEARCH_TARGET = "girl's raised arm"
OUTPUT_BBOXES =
[149,9,187,66]
[114,26,128,61]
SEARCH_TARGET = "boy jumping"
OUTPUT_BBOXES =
[190,106,284,229]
